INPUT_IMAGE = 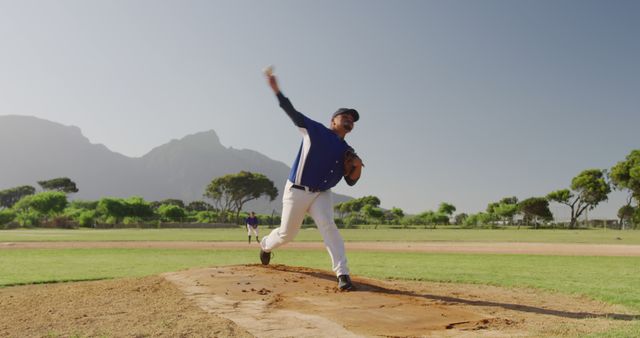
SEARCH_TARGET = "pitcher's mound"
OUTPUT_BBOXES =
[163,264,635,337]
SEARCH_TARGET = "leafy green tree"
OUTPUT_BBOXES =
[204,171,278,223]
[433,213,450,225]
[493,203,519,224]
[69,200,98,210]
[158,199,185,208]
[302,214,315,225]
[334,202,350,219]
[195,211,219,223]
[37,177,79,194]
[500,196,518,205]
[158,204,187,222]
[463,212,496,227]
[343,214,365,228]
[610,150,640,199]
[186,200,214,212]
[438,202,456,216]
[486,196,518,225]
[15,209,40,227]
[97,198,129,224]
[417,210,435,225]
[610,150,640,227]
[547,169,611,228]
[390,207,404,219]
[361,204,384,224]
[335,197,380,224]
[415,210,450,227]
[77,210,97,227]
[96,197,154,224]
[518,197,553,229]
[618,204,635,230]
[64,200,99,227]
[384,207,404,224]
[0,209,16,226]
[359,196,381,208]
[477,212,497,226]
[454,213,468,225]
[125,197,154,219]
[0,185,36,209]
[462,213,480,227]
[345,196,381,213]
[13,191,68,217]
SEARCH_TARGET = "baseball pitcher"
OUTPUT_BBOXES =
[260,67,363,291]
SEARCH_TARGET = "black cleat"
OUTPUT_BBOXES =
[337,275,355,291]
[260,250,272,265]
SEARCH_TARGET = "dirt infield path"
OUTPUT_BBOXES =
[3,240,640,256]
[163,264,637,337]
[1,264,637,337]
[0,275,252,338]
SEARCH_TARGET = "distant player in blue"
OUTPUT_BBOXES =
[246,211,259,244]
[260,69,363,291]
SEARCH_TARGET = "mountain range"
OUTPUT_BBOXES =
[0,115,352,213]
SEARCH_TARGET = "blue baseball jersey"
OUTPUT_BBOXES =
[246,216,258,227]
[277,92,358,191]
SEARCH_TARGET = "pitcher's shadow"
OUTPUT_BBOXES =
[268,264,639,321]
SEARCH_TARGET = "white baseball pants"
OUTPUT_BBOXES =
[260,180,349,276]
[247,225,259,237]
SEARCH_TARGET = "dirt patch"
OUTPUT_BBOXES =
[0,276,251,338]
[163,265,637,337]
[3,241,640,256]
[1,265,637,337]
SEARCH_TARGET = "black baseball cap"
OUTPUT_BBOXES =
[332,108,359,122]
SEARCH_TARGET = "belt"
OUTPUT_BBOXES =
[291,184,323,193]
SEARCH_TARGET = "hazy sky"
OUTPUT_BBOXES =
[1,0,638,218]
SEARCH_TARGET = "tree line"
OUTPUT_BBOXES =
[0,172,277,228]
[1,149,639,229]
[328,150,638,229]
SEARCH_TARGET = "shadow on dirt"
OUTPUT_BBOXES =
[266,264,639,321]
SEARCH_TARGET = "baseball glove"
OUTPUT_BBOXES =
[343,148,361,177]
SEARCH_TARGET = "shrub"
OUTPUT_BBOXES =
[342,215,365,228]
[400,215,425,227]
[15,209,41,227]
[125,197,154,218]
[195,211,218,223]
[69,200,98,210]
[158,204,187,222]
[47,215,75,229]
[633,208,640,229]
[13,191,68,216]
[186,201,213,212]
[123,217,145,225]
[0,209,16,226]
[77,210,97,227]
[303,215,315,225]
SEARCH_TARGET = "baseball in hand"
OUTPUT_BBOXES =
[263,65,274,77]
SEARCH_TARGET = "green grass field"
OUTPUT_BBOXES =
[2,227,640,244]
[2,228,639,337]
[1,248,639,312]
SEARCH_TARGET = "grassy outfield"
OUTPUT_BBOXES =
[1,248,639,311]
[2,248,638,336]
[1,228,640,244]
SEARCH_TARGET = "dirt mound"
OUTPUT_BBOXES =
[164,264,637,337]
[0,264,636,337]
[0,276,251,338]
